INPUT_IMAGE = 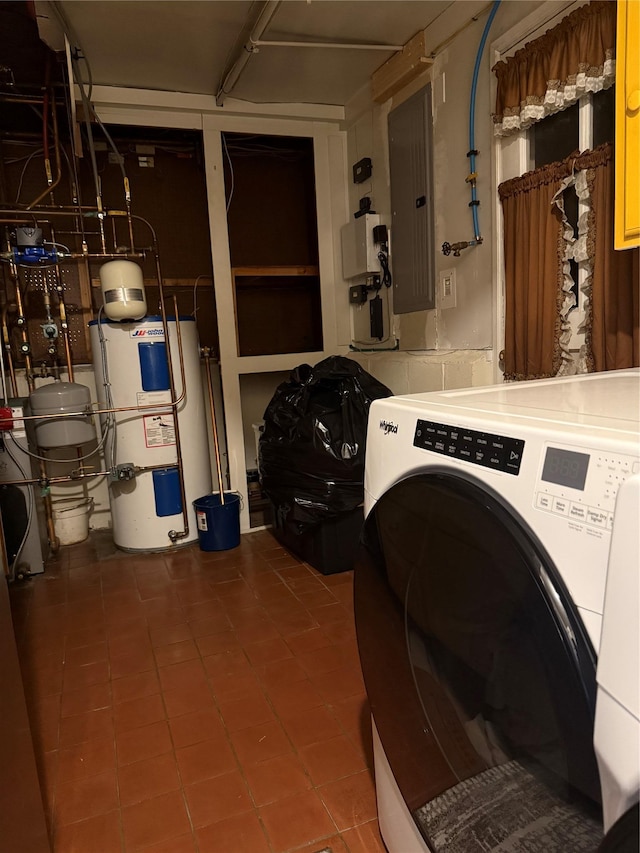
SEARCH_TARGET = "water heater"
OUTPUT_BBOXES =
[89,316,211,551]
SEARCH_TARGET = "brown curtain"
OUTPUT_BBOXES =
[499,163,567,380]
[584,144,640,370]
[493,1,616,137]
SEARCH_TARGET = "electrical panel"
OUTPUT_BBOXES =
[340,213,380,280]
[388,84,436,312]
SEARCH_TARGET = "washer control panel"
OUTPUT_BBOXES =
[414,419,525,475]
[536,445,639,531]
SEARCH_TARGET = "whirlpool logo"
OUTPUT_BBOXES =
[379,420,398,435]
[130,328,165,338]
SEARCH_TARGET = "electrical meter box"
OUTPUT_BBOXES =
[340,213,380,279]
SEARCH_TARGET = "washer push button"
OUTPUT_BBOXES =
[413,420,524,475]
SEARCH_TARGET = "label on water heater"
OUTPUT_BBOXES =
[196,511,208,532]
[136,390,171,409]
[130,326,164,338]
[143,414,176,447]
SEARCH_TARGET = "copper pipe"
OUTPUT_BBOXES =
[124,178,135,251]
[0,461,181,488]
[48,252,144,260]
[0,205,97,213]
[202,348,225,503]
[5,251,59,552]
[1,305,18,397]
[42,473,58,553]
[0,93,64,106]
[53,264,74,381]
[9,387,188,422]
[10,261,34,388]
[26,87,63,210]
[3,252,145,262]
[157,289,189,543]
[0,470,110,487]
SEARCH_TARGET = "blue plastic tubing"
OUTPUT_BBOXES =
[469,0,502,241]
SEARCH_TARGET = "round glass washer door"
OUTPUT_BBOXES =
[355,471,604,852]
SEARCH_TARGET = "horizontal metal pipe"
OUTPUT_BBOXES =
[0,469,110,487]
[254,39,403,50]
[0,94,64,106]
[0,459,179,487]
[217,0,282,106]
[10,388,186,422]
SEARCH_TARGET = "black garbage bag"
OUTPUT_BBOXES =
[259,356,392,531]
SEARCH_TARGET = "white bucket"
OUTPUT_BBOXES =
[52,497,94,546]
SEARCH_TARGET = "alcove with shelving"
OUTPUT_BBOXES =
[219,131,328,527]
[223,133,323,359]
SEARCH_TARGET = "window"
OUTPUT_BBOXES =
[531,87,615,345]
[492,0,637,379]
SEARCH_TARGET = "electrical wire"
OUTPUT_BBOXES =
[191,275,213,318]
[377,248,392,289]
[14,148,44,203]
[350,286,395,348]
[222,134,234,213]
[8,428,109,465]
[43,241,71,255]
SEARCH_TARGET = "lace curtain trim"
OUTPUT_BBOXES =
[493,1,616,137]
[552,170,592,376]
[499,143,612,381]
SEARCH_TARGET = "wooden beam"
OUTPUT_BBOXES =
[371,31,433,104]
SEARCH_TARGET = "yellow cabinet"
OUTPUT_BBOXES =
[615,0,640,249]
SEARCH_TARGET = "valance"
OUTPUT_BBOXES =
[493,1,616,137]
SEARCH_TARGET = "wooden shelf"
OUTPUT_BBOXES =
[232,266,322,357]
[232,266,319,278]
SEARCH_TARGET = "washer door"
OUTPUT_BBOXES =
[355,472,603,852]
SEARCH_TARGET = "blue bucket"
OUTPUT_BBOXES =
[193,492,241,551]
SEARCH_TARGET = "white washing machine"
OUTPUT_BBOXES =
[354,369,639,853]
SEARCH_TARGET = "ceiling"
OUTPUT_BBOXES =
[33,0,455,108]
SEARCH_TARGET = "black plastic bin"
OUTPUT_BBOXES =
[271,504,364,576]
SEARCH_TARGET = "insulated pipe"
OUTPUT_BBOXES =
[441,0,500,255]
[216,0,282,106]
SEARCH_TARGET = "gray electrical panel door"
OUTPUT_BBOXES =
[389,84,436,313]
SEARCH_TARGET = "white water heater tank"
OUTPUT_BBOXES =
[89,316,212,551]
[99,260,147,321]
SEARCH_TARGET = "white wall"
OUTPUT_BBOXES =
[343,0,546,393]
[239,371,290,471]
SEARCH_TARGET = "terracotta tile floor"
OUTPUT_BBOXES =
[9,529,388,853]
